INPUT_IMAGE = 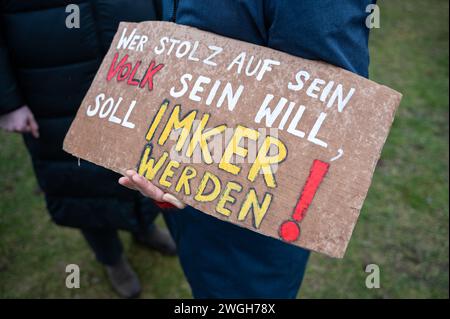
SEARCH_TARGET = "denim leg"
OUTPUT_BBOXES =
[163,207,310,298]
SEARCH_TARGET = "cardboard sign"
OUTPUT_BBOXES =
[63,22,402,258]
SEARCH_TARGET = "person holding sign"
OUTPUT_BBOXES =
[118,0,375,298]
[0,1,176,299]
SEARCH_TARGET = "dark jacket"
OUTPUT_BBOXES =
[161,0,374,298]
[0,0,161,230]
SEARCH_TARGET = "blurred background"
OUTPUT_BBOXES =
[0,0,448,298]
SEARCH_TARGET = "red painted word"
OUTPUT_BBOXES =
[106,52,164,91]
[279,159,330,242]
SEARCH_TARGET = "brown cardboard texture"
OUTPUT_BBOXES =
[63,22,402,258]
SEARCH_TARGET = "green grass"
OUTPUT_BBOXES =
[0,0,448,298]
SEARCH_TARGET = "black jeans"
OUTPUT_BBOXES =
[81,228,123,266]
[81,223,157,266]
[80,197,160,266]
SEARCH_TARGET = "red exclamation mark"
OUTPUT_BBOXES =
[279,159,330,242]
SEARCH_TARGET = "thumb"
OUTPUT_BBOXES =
[162,193,186,209]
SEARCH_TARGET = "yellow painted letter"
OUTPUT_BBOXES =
[175,166,197,196]
[219,125,259,175]
[159,160,180,188]
[216,181,242,216]
[158,105,196,151]
[248,136,287,188]
[146,100,168,141]
[137,146,169,181]
[194,171,221,202]
[238,189,272,228]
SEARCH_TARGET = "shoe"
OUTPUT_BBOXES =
[133,226,177,256]
[105,255,141,298]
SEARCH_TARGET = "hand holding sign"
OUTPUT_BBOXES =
[63,22,402,258]
[119,169,185,209]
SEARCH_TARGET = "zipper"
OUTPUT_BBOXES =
[171,0,179,22]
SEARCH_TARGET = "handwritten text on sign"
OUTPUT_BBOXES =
[64,22,402,258]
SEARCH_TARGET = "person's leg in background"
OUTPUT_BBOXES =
[78,197,176,298]
[81,228,141,298]
[81,196,176,298]
[132,197,177,256]
[81,228,123,266]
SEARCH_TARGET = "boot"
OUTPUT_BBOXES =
[134,226,177,256]
[105,255,141,298]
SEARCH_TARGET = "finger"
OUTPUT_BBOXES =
[118,176,138,190]
[27,114,39,138]
[131,173,165,201]
[125,169,138,178]
[162,193,186,209]
[125,169,184,208]
[123,170,147,192]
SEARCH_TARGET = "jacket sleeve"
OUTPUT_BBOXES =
[0,30,25,115]
[265,0,375,78]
